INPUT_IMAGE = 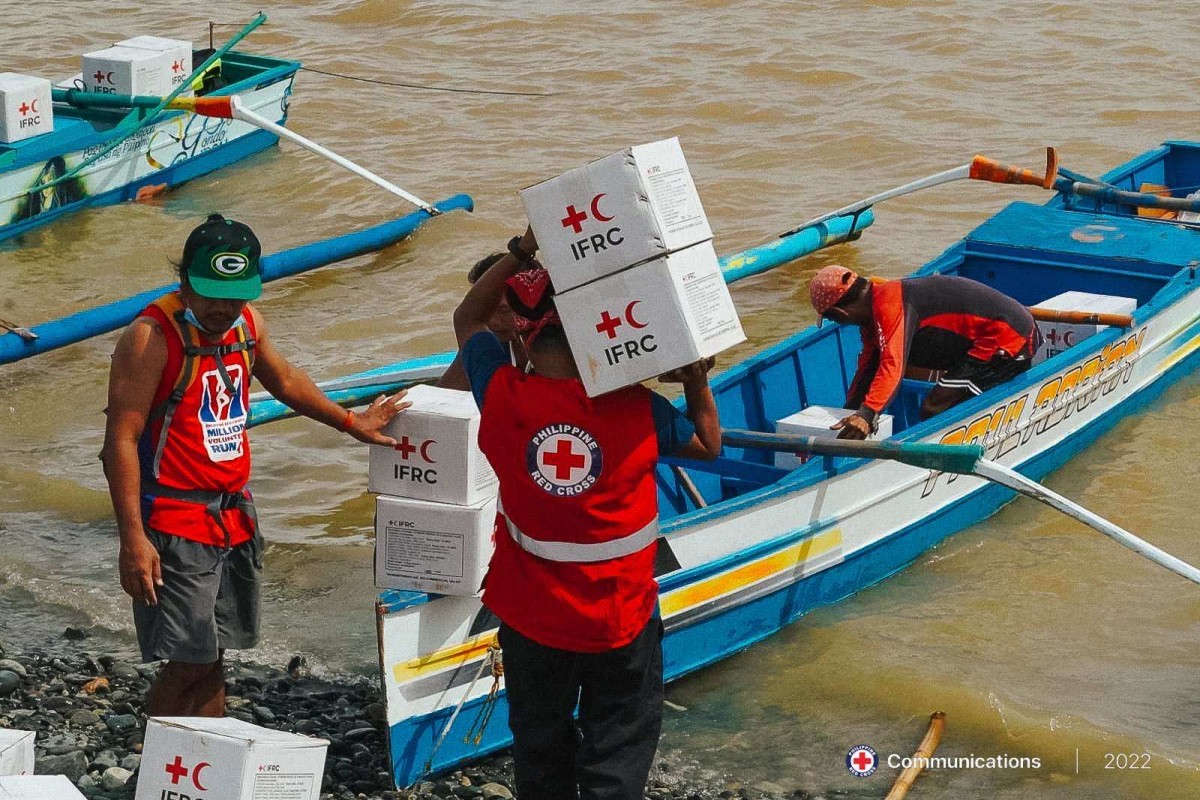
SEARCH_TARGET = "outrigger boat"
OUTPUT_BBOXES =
[372,140,1200,787]
[0,48,298,243]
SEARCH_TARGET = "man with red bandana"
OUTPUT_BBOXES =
[102,214,407,716]
[809,265,1038,439]
[453,227,721,800]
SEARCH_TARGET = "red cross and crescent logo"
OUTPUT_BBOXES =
[165,755,211,790]
[560,193,613,234]
[595,301,648,340]
[393,435,436,462]
[18,99,37,115]
[93,70,114,85]
[526,424,604,496]
[846,744,878,777]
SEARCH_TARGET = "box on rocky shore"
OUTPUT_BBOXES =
[555,240,745,397]
[374,494,496,596]
[0,775,85,799]
[520,137,712,292]
[0,74,53,144]
[0,730,33,776]
[135,717,328,800]
[773,405,894,469]
[368,385,498,506]
[1031,290,1136,364]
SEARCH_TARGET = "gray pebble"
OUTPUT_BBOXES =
[106,714,138,733]
[0,671,19,697]
[253,705,276,723]
[69,710,101,727]
[344,726,377,741]
[92,749,120,770]
[37,749,89,782]
[480,784,514,800]
[294,719,320,735]
[120,753,142,771]
[0,659,27,678]
[101,765,133,790]
[109,662,140,681]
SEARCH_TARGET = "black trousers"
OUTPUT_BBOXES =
[498,617,664,800]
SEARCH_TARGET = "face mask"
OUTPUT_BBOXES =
[184,306,244,335]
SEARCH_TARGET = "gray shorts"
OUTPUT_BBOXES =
[132,528,263,664]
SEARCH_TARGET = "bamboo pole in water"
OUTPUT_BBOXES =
[884,711,947,800]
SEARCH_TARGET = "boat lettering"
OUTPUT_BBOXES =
[921,328,1145,497]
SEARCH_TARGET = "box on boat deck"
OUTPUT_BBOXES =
[81,46,177,97]
[116,36,193,90]
[0,730,33,776]
[368,385,498,505]
[0,74,53,144]
[1032,290,1137,364]
[773,405,894,469]
[374,495,496,596]
[134,717,328,800]
[555,240,745,397]
[0,776,85,799]
[520,137,713,292]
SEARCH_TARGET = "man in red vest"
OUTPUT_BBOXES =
[453,227,721,800]
[102,214,406,716]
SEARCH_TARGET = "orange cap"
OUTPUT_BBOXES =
[809,265,858,325]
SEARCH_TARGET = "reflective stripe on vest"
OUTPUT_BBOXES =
[497,498,659,563]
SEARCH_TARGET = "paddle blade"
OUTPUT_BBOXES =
[969,146,1059,189]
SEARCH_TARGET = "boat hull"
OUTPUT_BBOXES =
[377,144,1200,788]
[0,54,298,243]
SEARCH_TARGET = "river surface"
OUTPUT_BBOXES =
[1,2,1198,798]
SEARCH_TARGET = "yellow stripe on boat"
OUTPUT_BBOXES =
[392,632,497,684]
[660,529,842,617]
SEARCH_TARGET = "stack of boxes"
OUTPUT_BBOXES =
[368,385,499,596]
[81,36,192,97]
[520,137,746,396]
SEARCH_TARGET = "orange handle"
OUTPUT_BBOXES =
[1030,307,1133,327]
[969,146,1059,189]
[166,96,234,118]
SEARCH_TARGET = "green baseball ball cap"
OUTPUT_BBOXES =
[182,213,262,300]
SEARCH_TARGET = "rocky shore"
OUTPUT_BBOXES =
[0,639,808,800]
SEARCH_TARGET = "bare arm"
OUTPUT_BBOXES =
[436,352,470,391]
[102,317,166,605]
[247,307,408,445]
[453,227,536,346]
[660,359,721,460]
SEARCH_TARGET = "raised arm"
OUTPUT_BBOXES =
[453,227,536,346]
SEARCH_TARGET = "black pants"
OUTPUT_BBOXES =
[499,617,664,800]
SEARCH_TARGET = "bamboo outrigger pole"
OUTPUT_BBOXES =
[885,712,947,800]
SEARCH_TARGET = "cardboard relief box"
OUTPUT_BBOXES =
[773,406,893,469]
[368,385,498,505]
[82,46,177,97]
[1032,290,1136,364]
[374,495,496,596]
[0,730,33,777]
[0,776,86,800]
[0,74,53,144]
[135,716,328,800]
[520,137,713,292]
[116,36,193,91]
[555,240,745,397]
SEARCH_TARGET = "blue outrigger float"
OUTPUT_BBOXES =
[372,140,1200,787]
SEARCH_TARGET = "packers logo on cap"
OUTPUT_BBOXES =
[212,252,251,276]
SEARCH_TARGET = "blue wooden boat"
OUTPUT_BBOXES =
[0,49,299,243]
[371,141,1200,787]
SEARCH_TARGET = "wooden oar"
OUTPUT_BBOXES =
[1029,308,1133,328]
[171,94,438,214]
[779,147,1058,238]
[32,13,267,195]
[721,428,1200,586]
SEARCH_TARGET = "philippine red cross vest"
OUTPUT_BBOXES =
[477,366,660,652]
[137,292,257,547]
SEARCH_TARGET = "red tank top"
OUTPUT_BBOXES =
[137,293,257,546]
[477,366,660,652]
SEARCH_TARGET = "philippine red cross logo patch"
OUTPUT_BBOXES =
[525,424,604,497]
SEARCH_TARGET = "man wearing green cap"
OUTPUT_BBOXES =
[101,214,407,716]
